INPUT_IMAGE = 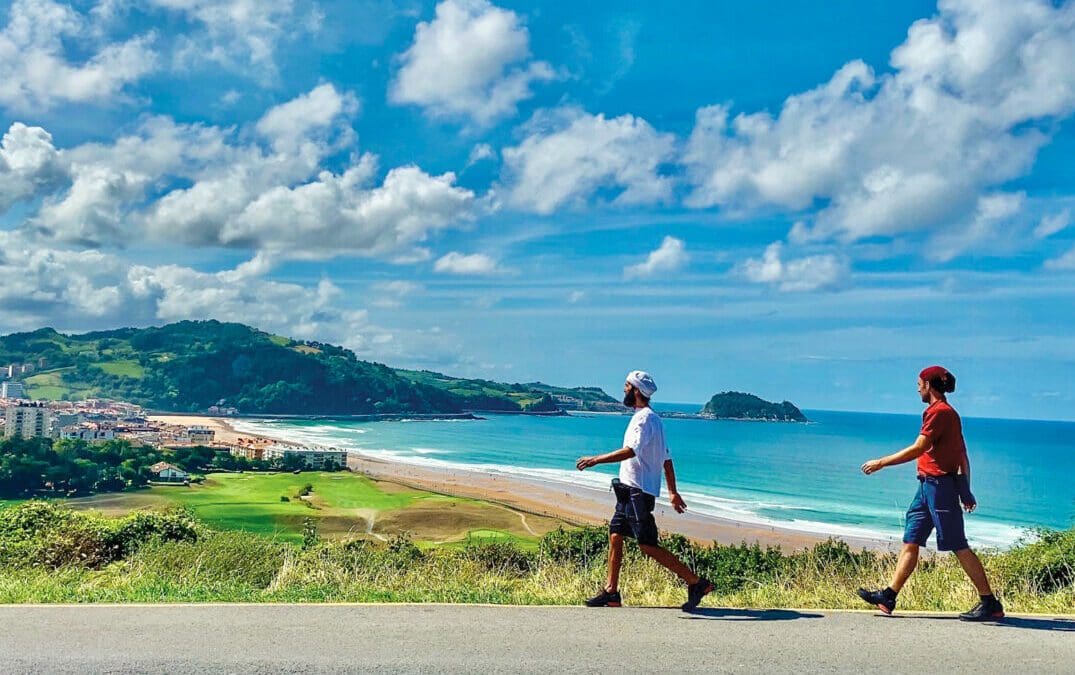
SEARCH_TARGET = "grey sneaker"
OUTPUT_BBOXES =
[682,577,713,611]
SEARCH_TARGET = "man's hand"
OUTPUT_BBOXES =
[861,459,885,475]
[961,497,977,513]
[669,492,687,513]
[576,456,597,471]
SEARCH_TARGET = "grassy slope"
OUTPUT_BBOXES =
[59,473,561,546]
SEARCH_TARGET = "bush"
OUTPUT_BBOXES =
[998,528,1075,593]
[0,501,201,569]
[539,526,608,565]
[462,540,535,576]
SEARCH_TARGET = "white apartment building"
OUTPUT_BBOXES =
[261,447,348,469]
[4,405,52,439]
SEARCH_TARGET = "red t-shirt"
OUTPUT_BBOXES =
[917,400,967,476]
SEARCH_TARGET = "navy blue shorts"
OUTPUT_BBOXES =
[609,481,659,547]
[903,475,969,552]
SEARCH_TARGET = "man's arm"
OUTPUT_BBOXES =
[861,434,932,474]
[576,447,635,470]
[957,451,977,512]
[664,459,687,513]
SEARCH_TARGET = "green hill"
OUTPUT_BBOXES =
[700,392,808,422]
[0,322,617,415]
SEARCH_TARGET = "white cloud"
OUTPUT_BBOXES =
[0,0,157,112]
[740,242,848,292]
[369,280,424,308]
[146,0,320,80]
[1044,246,1075,271]
[389,0,554,126]
[501,107,676,214]
[466,143,495,166]
[927,192,1025,262]
[0,123,66,211]
[7,85,476,259]
[684,0,1075,258]
[433,251,502,276]
[1034,210,1071,239]
[624,236,688,279]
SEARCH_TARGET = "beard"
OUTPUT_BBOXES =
[623,390,636,407]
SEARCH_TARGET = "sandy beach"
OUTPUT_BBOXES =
[150,414,896,552]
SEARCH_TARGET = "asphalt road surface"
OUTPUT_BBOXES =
[2,604,1073,673]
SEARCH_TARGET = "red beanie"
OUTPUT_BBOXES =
[919,366,949,382]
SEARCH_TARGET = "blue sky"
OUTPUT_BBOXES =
[1,0,1074,420]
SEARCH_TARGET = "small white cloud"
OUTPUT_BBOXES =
[370,280,424,308]
[1044,246,1075,271]
[433,251,502,275]
[502,106,676,214]
[740,242,848,292]
[567,290,585,304]
[1034,210,1071,239]
[624,236,688,279]
[389,0,555,127]
[466,143,495,167]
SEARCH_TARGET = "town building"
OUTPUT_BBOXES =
[187,425,215,444]
[149,462,189,483]
[59,424,116,443]
[1,381,26,399]
[3,404,52,439]
[260,447,348,470]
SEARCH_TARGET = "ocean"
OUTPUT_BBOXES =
[231,406,1075,548]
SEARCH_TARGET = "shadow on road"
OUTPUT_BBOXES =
[994,617,1075,632]
[680,608,824,622]
[880,615,1075,632]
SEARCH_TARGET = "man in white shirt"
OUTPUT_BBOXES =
[576,370,713,611]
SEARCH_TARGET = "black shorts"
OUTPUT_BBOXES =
[609,480,660,546]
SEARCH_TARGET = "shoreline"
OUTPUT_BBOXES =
[152,415,898,552]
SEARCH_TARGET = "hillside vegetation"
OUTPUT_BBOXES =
[0,322,616,415]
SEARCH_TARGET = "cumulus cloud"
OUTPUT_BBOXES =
[390,0,555,126]
[684,0,1075,257]
[8,84,476,259]
[0,123,66,211]
[927,192,1025,262]
[369,280,424,308]
[0,230,369,345]
[501,107,676,214]
[433,251,503,275]
[0,0,157,112]
[740,242,848,292]
[624,236,688,279]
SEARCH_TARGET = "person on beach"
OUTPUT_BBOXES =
[575,370,713,611]
[856,366,1004,621]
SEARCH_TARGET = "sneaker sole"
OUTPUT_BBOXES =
[959,612,1005,622]
[876,603,893,616]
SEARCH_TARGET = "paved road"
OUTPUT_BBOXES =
[1,605,1073,673]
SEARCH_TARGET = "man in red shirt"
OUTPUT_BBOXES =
[856,366,1004,621]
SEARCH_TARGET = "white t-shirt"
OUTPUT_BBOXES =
[619,407,671,497]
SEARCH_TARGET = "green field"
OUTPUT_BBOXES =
[60,472,562,546]
[95,360,145,378]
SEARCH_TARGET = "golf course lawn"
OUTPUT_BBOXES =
[53,472,564,547]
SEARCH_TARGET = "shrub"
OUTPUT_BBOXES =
[692,541,787,592]
[280,496,290,502]
[462,540,535,576]
[998,528,1075,593]
[539,526,608,565]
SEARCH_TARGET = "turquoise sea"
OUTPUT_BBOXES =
[233,407,1075,548]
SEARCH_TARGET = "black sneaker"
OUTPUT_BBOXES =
[682,577,714,611]
[585,588,622,607]
[857,588,896,616]
[959,597,1005,622]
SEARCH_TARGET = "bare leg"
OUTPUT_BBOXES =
[954,548,993,595]
[605,533,624,592]
[889,543,920,592]
[638,544,700,586]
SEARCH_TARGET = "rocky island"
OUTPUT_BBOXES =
[698,391,808,422]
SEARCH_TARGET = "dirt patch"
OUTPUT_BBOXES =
[374,501,524,540]
[276,514,370,538]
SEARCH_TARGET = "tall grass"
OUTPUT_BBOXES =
[0,502,1071,612]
